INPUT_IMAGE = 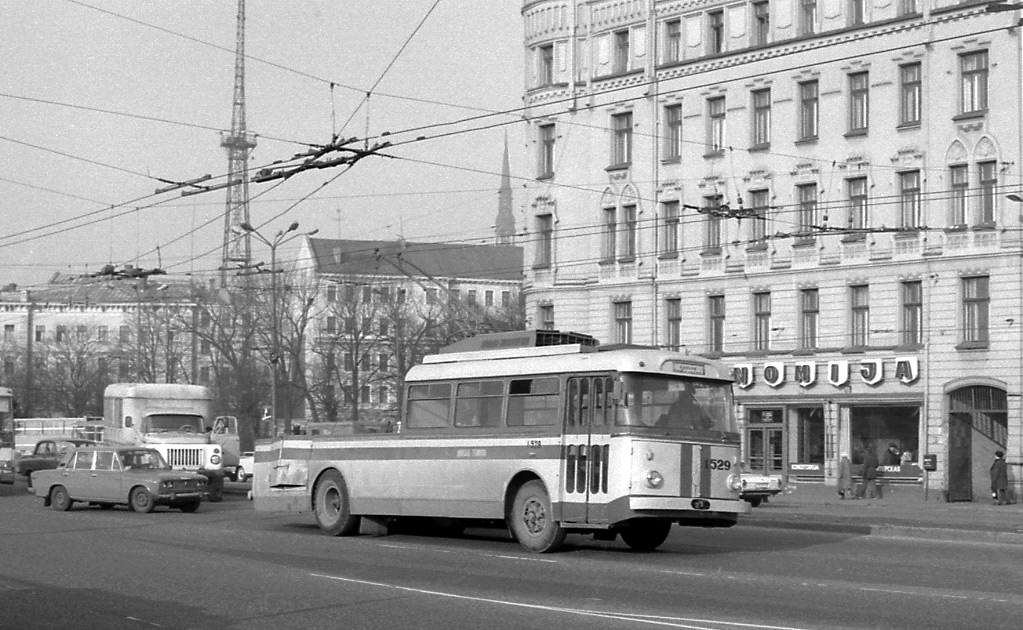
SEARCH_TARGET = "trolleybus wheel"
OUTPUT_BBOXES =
[620,520,672,551]
[50,485,73,511]
[130,487,155,513]
[509,480,566,553]
[314,471,360,536]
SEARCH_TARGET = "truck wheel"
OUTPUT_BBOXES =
[314,471,360,536]
[130,487,155,513]
[51,486,73,511]
[208,484,224,503]
[508,480,565,553]
[620,520,672,551]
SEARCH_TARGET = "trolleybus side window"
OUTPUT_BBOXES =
[406,383,452,428]
[507,377,560,426]
[454,380,504,428]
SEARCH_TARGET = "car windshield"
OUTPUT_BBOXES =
[120,450,169,470]
[618,373,737,434]
[144,414,204,434]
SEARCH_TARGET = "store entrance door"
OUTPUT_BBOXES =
[947,413,972,502]
[747,426,785,475]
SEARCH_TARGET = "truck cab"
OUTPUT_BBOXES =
[102,383,225,501]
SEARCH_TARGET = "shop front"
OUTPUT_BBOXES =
[733,355,925,487]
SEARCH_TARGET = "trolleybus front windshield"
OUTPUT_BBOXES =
[618,374,736,433]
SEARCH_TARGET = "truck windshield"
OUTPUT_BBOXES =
[121,449,169,470]
[144,414,205,434]
[618,374,737,434]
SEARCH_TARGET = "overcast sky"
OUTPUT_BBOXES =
[0,0,525,289]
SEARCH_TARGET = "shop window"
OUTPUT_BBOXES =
[849,406,920,468]
[796,407,824,464]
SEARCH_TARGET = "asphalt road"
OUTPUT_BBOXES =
[2,480,1021,630]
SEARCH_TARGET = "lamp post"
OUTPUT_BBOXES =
[240,221,316,436]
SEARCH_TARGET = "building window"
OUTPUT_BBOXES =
[797,183,817,236]
[750,189,769,243]
[799,0,817,36]
[55,325,67,342]
[707,97,726,154]
[849,0,865,26]
[753,291,771,352]
[621,204,637,260]
[949,165,968,226]
[326,285,337,302]
[962,276,989,344]
[535,213,553,267]
[752,1,770,46]
[798,80,818,141]
[538,304,555,331]
[902,280,922,346]
[664,104,682,160]
[602,204,617,261]
[666,298,682,351]
[119,326,129,343]
[613,29,630,74]
[900,0,918,14]
[467,290,477,307]
[538,123,555,178]
[709,295,725,353]
[708,10,724,54]
[662,201,680,256]
[76,325,87,340]
[978,161,997,225]
[899,170,921,229]
[611,112,633,166]
[3,324,14,340]
[848,177,868,230]
[704,195,722,251]
[97,325,108,342]
[848,72,868,133]
[850,285,869,347]
[751,89,771,148]
[900,63,921,126]
[539,44,554,86]
[614,301,633,344]
[960,51,988,115]
[665,19,682,63]
[362,286,372,302]
[502,291,510,308]
[800,288,819,349]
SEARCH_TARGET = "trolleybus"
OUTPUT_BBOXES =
[0,387,15,484]
[253,330,745,552]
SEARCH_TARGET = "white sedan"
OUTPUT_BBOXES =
[234,452,254,483]
[740,472,785,507]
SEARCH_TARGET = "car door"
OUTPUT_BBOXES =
[90,451,122,501]
[62,450,95,498]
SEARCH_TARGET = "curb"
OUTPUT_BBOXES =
[742,517,1023,545]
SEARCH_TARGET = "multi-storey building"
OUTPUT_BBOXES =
[295,237,524,425]
[521,0,1021,500]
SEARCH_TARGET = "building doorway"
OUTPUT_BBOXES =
[947,385,1007,502]
[746,408,784,475]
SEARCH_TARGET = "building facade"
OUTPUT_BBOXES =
[521,0,1022,500]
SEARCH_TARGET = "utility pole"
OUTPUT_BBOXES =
[221,0,257,288]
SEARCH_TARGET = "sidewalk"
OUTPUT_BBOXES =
[742,481,1023,545]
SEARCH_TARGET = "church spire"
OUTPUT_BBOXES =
[495,132,515,245]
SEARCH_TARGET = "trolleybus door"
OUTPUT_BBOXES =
[561,375,613,525]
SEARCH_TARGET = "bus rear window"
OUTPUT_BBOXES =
[407,383,451,428]
[507,377,559,427]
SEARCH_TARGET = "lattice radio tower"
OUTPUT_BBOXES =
[220,0,257,287]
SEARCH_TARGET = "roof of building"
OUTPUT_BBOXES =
[0,274,196,305]
[306,238,524,282]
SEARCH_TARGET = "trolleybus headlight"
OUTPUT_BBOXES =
[727,474,743,492]
[646,470,664,489]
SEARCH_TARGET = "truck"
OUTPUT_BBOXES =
[102,383,226,501]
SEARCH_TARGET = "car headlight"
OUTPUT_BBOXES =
[161,481,174,489]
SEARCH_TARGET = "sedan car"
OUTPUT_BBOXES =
[234,451,254,482]
[16,438,97,488]
[32,446,207,513]
[740,471,785,507]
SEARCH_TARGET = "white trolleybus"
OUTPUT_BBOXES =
[253,330,746,552]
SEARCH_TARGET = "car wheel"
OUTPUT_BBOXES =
[313,471,360,536]
[620,520,672,552]
[508,480,566,553]
[745,497,763,508]
[178,500,201,513]
[235,466,246,483]
[130,487,155,513]
[50,485,73,511]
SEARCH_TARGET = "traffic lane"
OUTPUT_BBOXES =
[4,493,1022,630]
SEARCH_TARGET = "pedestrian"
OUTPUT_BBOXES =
[855,444,880,499]
[990,450,1009,506]
[837,452,853,499]
[884,443,901,466]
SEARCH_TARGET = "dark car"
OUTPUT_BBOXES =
[32,446,207,513]
[17,439,97,488]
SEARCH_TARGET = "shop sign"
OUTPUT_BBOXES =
[733,357,919,389]
[790,463,822,472]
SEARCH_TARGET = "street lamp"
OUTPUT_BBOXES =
[240,221,317,436]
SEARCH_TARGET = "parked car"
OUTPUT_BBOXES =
[740,470,785,507]
[234,451,254,483]
[16,438,97,488]
[32,446,207,513]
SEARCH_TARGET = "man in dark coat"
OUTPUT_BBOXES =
[990,450,1009,506]
[856,444,880,499]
